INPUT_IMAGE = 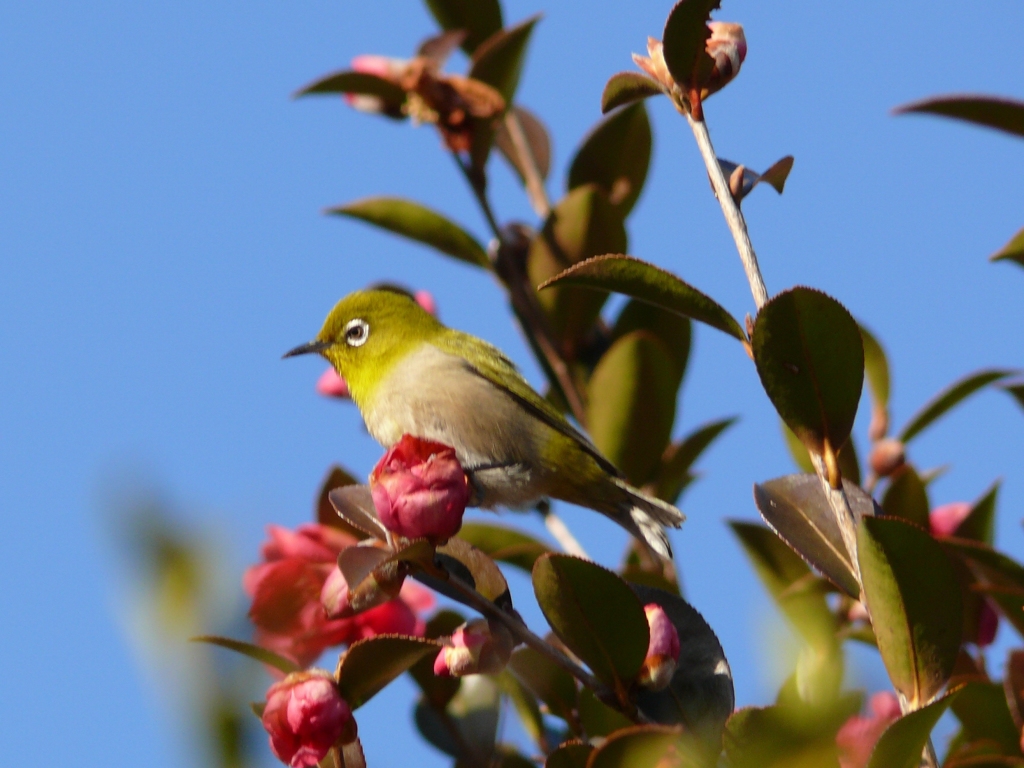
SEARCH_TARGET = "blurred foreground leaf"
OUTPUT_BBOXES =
[991,227,1024,268]
[568,102,651,215]
[470,15,540,106]
[898,368,1017,443]
[601,72,663,113]
[191,635,299,675]
[456,522,551,572]
[425,0,503,54]
[894,94,1024,139]
[867,688,961,768]
[880,466,930,529]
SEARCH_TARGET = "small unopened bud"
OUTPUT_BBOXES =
[432,619,515,677]
[702,22,746,98]
[930,502,972,538]
[868,438,905,478]
[262,670,352,768]
[638,604,680,691]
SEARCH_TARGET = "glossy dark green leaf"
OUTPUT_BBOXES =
[611,299,691,384]
[858,517,962,707]
[469,15,540,106]
[601,72,663,113]
[424,0,503,54]
[866,689,961,768]
[955,481,1000,544]
[894,95,1024,139]
[880,466,930,529]
[949,681,1021,756]
[568,102,652,216]
[190,635,299,674]
[527,187,627,350]
[588,725,698,768]
[661,0,719,92]
[293,70,407,103]
[588,331,678,486]
[754,475,879,598]
[533,554,649,698]
[538,254,745,341]
[991,227,1024,268]
[336,635,439,709]
[328,197,490,270]
[728,523,834,648]
[495,105,551,183]
[508,647,579,728]
[718,156,794,201]
[652,417,736,504]
[545,741,592,768]
[436,537,510,604]
[498,670,547,751]
[316,465,366,537]
[859,324,890,413]
[456,522,551,572]
[898,368,1017,443]
[753,287,864,457]
[632,584,734,744]
[328,485,388,539]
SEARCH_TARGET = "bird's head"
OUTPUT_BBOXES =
[284,289,442,403]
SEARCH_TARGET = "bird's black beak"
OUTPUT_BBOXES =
[282,339,331,359]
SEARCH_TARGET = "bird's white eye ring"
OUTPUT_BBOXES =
[344,318,369,347]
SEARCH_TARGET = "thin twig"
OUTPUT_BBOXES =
[540,503,589,558]
[503,111,551,219]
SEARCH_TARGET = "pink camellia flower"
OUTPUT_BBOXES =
[370,434,470,544]
[245,523,434,667]
[262,669,352,768]
[835,691,901,768]
[433,619,515,677]
[929,502,972,537]
[638,603,681,691]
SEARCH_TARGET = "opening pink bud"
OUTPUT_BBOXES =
[262,670,352,768]
[320,567,351,619]
[638,603,681,691]
[930,502,972,538]
[370,434,470,544]
[433,619,514,677]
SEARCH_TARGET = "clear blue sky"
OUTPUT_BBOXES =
[2,1,1023,765]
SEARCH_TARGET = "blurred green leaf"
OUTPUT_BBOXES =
[588,331,678,486]
[336,636,439,709]
[991,227,1024,268]
[943,539,1024,638]
[456,522,552,572]
[1003,383,1024,412]
[424,0,503,54]
[867,689,961,768]
[528,187,627,351]
[724,704,845,768]
[955,481,1000,544]
[579,687,633,738]
[1004,650,1024,729]
[191,636,299,675]
[611,299,692,384]
[781,422,815,474]
[754,475,879,599]
[858,517,962,707]
[860,323,890,413]
[539,254,745,341]
[495,105,551,183]
[880,466,930,529]
[498,670,547,751]
[545,741,592,768]
[437,537,510,604]
[949,681,1022,757]
[753,288,864,458]
[533,554,649,698]
[293,70,407,103]
[328,197,490,269]
[661,0,717,92]
[568,102,651,216]
[588,725,699,768]
[414,699,459,757]
[469,15,540,106]
[898,368,1017,443]
[408,610,464,708]
[601,72,663,113]
[652,417,736,504]
[894,95,1024,139]
[508,647,579,729]
[415,675,501,761]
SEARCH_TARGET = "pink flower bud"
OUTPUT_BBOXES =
[370,434,469,544]
[262,670,352,768]
[316,368,350,399]
[930,502,972,538]
[702,22,746,97]
[869,438,906,478]
[433,619,515,677]
[638,604,681,691]
[836,691,901,768]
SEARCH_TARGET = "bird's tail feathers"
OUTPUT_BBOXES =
[613,478,685,560]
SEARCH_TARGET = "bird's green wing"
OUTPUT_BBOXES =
[438,330,621,478]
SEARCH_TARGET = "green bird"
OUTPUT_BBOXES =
[285,289,684,558]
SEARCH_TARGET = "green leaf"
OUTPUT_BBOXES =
[527,187,627,349]
[894,95,1024,139]
[898,368,1017,443]
[866,689,961,768]
[568,102,652,216]
[753,287,864,458]
[781,421,815,474]
[724,701,854,768]
[949,681,1021,756]
[293,70,407,103]
[494,105,551,183]
[190,635,299,675]
[588,331,678,486]
[588,725,699,768]
[652,417,737,504]
[661,0,719,91]
[753,475,879,599]
[1003,382,1024,412]
[436,537,511,604]
[424,0,503,54]
[611,299,691,384]
[545,741,592,768]
[991,226,1024,268]
[328,197,490,269]
[859,324,890,414]
[538,254,745,341]
[955,481,1000,544]
[728,523,834,649]
[632,584,734,744]
[601,72,663,113]
[508,647,579,729]
[336,635,439,709]
[943,538,1024,638]
[880,466,930,529]
[469,15,541,107]
[498,670,547,751]
[578,687,633,738]
[858,517,962,707]
[532,554,649,699]
[456,522,552,572]
[416,675,501,760]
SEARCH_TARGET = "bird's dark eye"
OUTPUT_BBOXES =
[344,318,369,347]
